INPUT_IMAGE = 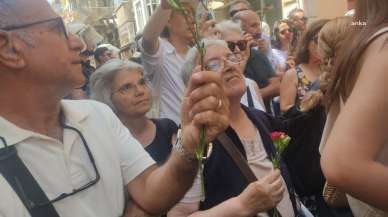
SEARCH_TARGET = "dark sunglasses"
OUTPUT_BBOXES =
[227,40,247,52]
[229,8,248,17]
[1,17,69,40]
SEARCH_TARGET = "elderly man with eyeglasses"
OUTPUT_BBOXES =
[0,0,229,217]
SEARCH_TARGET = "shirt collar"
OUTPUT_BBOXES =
[0,100,89,147]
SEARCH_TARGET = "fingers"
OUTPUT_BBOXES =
[189,82,222,106]
[185,70,222,97]
[190,96,219,118]
[261,169,281,184]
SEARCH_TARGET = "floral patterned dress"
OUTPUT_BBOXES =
[295,66,320,108]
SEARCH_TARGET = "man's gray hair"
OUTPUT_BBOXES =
[181,39,228,86]
[216,20,242,35]
[0,0,34,46]
[90,59,144,111]
[0,0,17,28]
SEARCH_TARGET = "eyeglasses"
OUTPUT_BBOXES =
[229,8,248,17]
[0,120,100,207]
[1,17,69,40]
[112,78,148,96]
[205,53,243,72]
[227,40,247,52]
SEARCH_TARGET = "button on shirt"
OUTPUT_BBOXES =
[0,100,155,217]
[139,38,186,125]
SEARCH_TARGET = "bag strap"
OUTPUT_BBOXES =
[0,144,60,217]
[216,132,278,216]
[246,87,254,108]
[217,132,257,182]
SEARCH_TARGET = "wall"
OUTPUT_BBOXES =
[314,0,347,19]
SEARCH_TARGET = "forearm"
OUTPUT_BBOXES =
[135,152,198,214]
[260,83,280,100]
[322,156,388,211]
[188,197,248,217]
[142,6,172,54]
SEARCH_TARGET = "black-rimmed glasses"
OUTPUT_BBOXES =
[1,17,69,40]
[0,121,100,207]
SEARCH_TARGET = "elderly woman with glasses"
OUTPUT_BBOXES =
[215,20,266,112]
[90,59,177,165]
[90,59,182,216]
[168,39,299,217]
[215,20,280,113]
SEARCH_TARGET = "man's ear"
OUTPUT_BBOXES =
[0,31,26,69]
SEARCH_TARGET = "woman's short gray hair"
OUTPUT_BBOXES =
[181,39,228,86]
[216,20,242,35]
[90,59,144,111]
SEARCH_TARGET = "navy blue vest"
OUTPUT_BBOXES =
[200,106,298,216]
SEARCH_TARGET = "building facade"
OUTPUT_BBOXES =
[115,1,138,59]
[132,0,160,33]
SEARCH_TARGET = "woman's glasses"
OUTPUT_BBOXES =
[205,53,243,72]
[227,40,247,52]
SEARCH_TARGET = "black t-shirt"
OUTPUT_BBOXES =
[145,118,178,165]
[245,48,276,88]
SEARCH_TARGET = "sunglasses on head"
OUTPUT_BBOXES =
[227,40,247,52]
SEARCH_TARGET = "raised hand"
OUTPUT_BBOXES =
[180,66,230,155]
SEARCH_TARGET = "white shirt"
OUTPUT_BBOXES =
[240,130,294,217]
[241,78,266,112]
[0,100,155,217]
[139,38,186,125]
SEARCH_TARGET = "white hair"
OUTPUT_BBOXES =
[216,20,242,35]
[90,59,144,111]
[181,38,228,86]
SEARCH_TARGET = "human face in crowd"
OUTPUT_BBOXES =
[278,22,293,43]
[229,2,249,17]
[204,45,246,100]
[168,5,195,45]
[239,11,262,39]
[99,50,115,64]
[110,69,152,117]
[221,30,249,65]
[308,35,321,65]
[292,11,307,32]
[0,0,85,92]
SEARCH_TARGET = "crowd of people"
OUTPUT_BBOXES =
[0,0,388,217]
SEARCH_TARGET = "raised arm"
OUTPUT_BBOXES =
[142,0,172,55]
[127,70,230,215]
[321,34,388,211]
[280,69,297,113]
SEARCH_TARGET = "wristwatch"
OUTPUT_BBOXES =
[173,129,197,162]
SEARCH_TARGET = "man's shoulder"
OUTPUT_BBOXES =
[62,99,111,111]
[61,99,115,121]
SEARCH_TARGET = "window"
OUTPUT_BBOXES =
[146,0,159,18]
[135,1,144,30]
